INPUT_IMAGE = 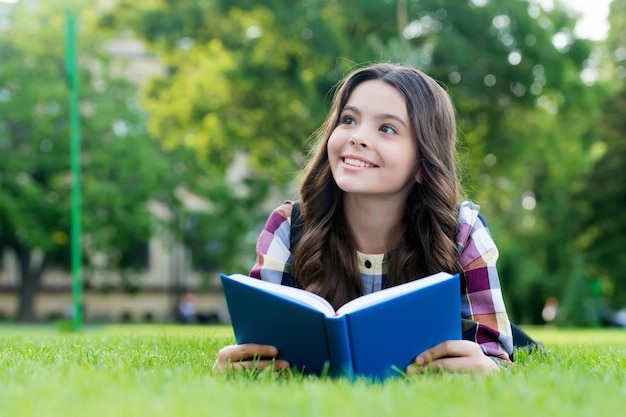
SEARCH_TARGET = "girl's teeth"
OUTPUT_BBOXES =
[344,158,372,168]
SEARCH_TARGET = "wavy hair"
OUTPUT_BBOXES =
[293,63,461,309]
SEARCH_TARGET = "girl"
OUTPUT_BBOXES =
[215,63,514,374]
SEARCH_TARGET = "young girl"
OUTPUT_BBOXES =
[215,63,514,374]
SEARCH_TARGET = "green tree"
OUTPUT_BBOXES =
[576,0,626,312]
[100,0,400,181]
[101,0,610,323]
[378,0,606,323]
[0,1,172,321]
[98,0,404,277]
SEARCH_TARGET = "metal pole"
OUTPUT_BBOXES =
[65,9,83,330]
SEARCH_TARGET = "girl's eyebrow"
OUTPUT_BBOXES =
[342,105,408,128]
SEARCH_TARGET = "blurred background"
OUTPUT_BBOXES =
[0,0,624,328]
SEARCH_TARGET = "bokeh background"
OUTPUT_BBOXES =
[0,0,624,328]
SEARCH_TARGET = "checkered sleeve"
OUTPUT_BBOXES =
[457,201,514,362]
[249,203,295,285]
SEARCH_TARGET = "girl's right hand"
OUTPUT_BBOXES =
[213,343,291,372]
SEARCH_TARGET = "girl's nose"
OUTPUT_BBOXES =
[349,136,369,148]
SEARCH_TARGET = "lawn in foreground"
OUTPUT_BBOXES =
[0,324,624,417]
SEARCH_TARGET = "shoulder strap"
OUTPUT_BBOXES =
[289,200,304,251]
[279,200,304,288]
[510,323,545,361]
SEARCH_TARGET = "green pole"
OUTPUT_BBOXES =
[65,9,83,330]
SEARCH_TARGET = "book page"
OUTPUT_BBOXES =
[336,272,453,316]
[225,274,336,316]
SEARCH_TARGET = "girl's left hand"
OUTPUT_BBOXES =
[406,340,501,375]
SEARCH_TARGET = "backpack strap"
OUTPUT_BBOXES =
[289,200,305,252]
[510,323,546,361]
[279,200,304,288]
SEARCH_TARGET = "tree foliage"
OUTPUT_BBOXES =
[99,0,624,323]
[575,0,626,311]
[0,0,172,320]
[374,0,616,323]
[99,0,402,181]
[1,0,623,323]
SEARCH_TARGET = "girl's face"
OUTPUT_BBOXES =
[327,79,419,201]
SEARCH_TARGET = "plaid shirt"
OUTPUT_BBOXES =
[250,201,514,361]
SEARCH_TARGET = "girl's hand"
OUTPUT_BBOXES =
[406,340,500,375]
[214,343,291,373]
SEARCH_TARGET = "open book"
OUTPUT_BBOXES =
[220,272,461,380]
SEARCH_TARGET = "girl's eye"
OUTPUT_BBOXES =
[341,115,356,125]
[380,124,397,134]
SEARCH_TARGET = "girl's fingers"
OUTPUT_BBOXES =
[216,344,276,365]
[214,344,290,372]
[406,340,499,374]
[414,340,482,365]
[406,355,499,374]
[229,359,291,372]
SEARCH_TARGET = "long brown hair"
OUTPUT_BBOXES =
[293,63,461,309]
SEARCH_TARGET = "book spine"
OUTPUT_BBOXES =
[325,317,354,380]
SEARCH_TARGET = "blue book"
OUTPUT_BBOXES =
[220,272,461,381]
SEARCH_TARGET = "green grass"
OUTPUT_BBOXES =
[1,324,624,417]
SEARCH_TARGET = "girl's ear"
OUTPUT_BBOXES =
[415,164,423,184]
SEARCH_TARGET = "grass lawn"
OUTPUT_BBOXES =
[0,324,624,417]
